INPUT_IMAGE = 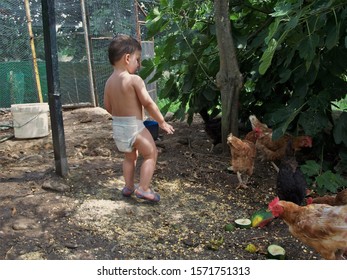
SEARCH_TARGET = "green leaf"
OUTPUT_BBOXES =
[182,75,193,93]
[279,69,292,83]
[284,49,295,68]
[286,14,300,30]
[316,171,346,195]
[146,17,169,38]
[301,160,321,177]
[298,34,319,62]
[325,23,339,50]
[202,88,217,102]
[259,38,278,75]
[160,0,168,6]
[265,18,280,44]
[153,6,160,16]
[270,2,292,17]
[299,110,330,136]
[161,75,177,99]
[139,59,155,80]
[173,0,184,10]
[175,106,187,121]
[271,103,306,139]
[333,112,347,145]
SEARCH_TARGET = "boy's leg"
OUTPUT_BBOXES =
[133,128,158,193]
[123,149,137,190]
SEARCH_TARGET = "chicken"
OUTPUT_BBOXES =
[276,140,307,205]
[249,115,312,169]
[199,108,222,150]
[252,130,312,172]
[256,134,312,163]
[227,129,261,188]
[309,189,347,206]
[249,114,272,134]
[268,197,347,260]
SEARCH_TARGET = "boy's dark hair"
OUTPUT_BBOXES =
[108,34,142,65]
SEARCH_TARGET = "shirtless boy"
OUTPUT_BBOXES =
[104,34,174,202]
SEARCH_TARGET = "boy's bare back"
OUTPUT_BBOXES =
[104,70,145,120]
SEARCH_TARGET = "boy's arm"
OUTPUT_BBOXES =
[134,76,174,134]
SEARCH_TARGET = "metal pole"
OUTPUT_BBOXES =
[24,0,43,103]
[134,0,141,41]
[41,0,69,177]
[80,0,97,107]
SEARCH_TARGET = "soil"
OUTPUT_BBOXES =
[0,107,321,260]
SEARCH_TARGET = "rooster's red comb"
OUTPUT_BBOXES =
[307,136,313,146]
[268,197,280,209]
[306,197,313,205]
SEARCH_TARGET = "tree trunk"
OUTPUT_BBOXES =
[214,0,243,153]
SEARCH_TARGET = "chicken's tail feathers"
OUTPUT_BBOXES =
[227,133,236,146]
[227,133,252,151]
[227,133,241,145]
[227,133,233,144]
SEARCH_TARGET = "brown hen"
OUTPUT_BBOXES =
[256,134,312,162]
[310,189,347,206]
[227,129,261,188]
[249,115,272,134]
[249,115,312,171]
[269,197,347,260]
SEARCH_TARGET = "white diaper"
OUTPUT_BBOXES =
[112,116,145,152]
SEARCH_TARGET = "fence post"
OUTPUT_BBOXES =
[24,0,43,103]
[80,0,97,107]
[41,0,69,177]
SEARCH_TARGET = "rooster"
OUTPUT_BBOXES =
[276,140,307,205]
[227,129,262,188]
[268,197,347,260]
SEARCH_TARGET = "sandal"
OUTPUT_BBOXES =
[135,188,160,202]
[121,186,135,197]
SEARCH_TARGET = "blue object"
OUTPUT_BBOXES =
[144,120,159,140]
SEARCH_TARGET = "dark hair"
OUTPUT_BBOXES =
[108,34,142,65]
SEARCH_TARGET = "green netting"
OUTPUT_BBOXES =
[0,0,144,109]
[0,61,48,107]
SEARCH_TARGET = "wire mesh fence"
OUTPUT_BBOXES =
[0,0,45,107]
[0,0,155,109]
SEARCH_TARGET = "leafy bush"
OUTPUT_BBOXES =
[141,0,347,192]
[301,160,347,195]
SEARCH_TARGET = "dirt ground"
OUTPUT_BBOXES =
[0,107,321,260]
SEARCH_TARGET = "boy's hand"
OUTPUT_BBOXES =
[159,122,175,134]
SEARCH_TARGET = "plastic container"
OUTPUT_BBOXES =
[11,103,50,139]
[144,120,159,140]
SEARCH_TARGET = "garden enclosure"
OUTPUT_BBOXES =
[0,0,155,109]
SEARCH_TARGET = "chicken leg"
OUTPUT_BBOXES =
[236,171,249,189]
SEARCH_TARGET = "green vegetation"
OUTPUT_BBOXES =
[141,0,347,193]
[333,95,347,111]
[157,98,181,113]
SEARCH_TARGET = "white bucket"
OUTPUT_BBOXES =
[11,103,50,139]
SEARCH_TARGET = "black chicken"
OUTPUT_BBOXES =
[199,108,222,148]
[276,140,307,205]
